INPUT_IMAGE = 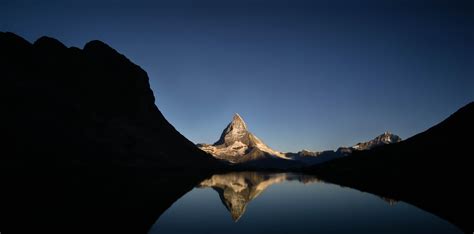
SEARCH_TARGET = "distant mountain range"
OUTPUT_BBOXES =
[287,132,402,165]
[198,113,401,168]
[0,32,220,170]
[336,131,402,155]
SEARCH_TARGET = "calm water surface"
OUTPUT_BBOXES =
[149,172,461,234]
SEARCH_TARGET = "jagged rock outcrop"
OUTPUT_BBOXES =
[0,32,220,169]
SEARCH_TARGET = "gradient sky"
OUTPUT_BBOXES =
[1,0,473,152]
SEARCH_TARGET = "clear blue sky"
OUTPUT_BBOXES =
[2,0,473,152]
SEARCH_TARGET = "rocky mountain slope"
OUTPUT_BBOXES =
[197,114,298,168]
[0,32,224,234]
[0,32,221,169]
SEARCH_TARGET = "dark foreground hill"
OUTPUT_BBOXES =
[0,32,224,234]
[308,102,473,233]
[0,32,221,169]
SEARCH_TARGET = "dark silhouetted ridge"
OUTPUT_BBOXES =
[0,32,221,169]
[34,36,67,50]
[0,32,30,49]
[0,31,225,234]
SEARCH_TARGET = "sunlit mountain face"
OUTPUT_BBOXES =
[198,114,289,162]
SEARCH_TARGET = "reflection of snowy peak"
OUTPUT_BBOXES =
[198,172,321,221]
[197,114,288,163]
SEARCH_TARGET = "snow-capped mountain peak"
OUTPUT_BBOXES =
[353,132,402,150]
[198,113,289,163]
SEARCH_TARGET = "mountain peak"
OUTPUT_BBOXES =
[213,113,249,146]
[199,113,288,163]
[375,131,401,144]
[352,132,402,150]
[233,112,243,120]
[33,36,67,51]
[83,40,116,54]
[231,113,247,129]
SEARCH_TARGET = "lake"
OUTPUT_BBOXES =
[149,172,462,234]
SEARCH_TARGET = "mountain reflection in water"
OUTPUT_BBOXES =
[197,172,321,221]
[149,172,461,234]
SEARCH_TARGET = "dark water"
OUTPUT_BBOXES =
[149,172,461,234]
